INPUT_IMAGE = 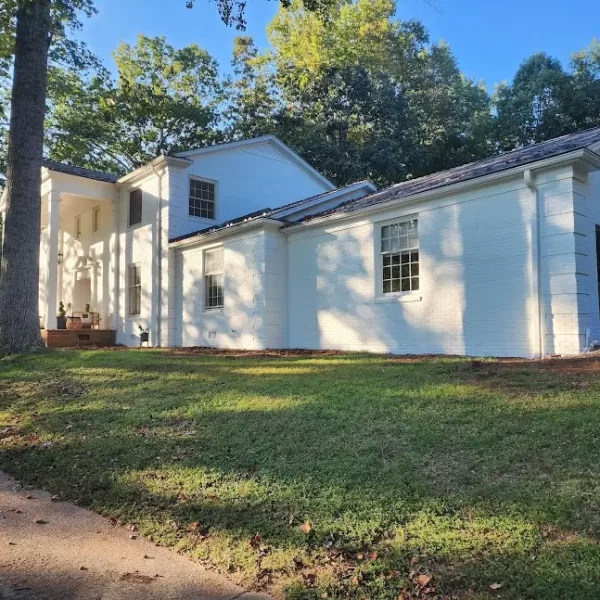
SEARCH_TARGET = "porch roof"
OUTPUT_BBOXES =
[42,159,121,184]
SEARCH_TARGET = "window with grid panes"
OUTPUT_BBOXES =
[189,178,215,219]
[381,219,419,294]
[128,263,141,316]
[204,247,224,309]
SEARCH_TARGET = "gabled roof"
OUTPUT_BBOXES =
[169,181,375,244]
[174,135,336,190]
[287,126,600,227]
[43,159,121,183]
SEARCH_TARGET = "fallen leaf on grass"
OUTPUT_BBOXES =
[415,574,432,587]
[490,583,503,591]
[300,521,312,534]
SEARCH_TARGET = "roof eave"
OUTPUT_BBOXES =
[169,217,282,249]
[273,180,377,219]
[116,155,191,187]
[283,148,600,233]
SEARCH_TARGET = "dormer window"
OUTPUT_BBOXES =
[189,178,216,220]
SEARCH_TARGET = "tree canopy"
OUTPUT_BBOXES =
[2,1,600,186]
[46,35,224,173]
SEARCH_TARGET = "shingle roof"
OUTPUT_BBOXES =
[288,126,600,227]
[169,182,372,243]
[43,159,121,183]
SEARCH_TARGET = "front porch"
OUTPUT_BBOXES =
[39,162,120,334]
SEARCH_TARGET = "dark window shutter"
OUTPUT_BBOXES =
[129,189,142,226]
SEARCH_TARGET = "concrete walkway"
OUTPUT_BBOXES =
[0,471,271,600]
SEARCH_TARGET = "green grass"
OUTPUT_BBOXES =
[1,349,600,599]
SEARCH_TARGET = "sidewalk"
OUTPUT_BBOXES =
[0,471,271,600]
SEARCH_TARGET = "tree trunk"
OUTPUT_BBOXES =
[0,0,51,353]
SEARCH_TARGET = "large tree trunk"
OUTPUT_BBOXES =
[0,0,51,353]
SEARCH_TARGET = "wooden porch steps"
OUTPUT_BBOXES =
[42,329,116,348]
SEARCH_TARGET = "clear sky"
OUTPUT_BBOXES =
[80,0,599,90]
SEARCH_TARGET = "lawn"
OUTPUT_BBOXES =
[1,349,599,599]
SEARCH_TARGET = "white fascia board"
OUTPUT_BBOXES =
[273,180,377,220]
[283,149,600,233]
[169,218,282,249]
[116,155,191,188]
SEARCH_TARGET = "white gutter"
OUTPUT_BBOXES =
[169,217,282,249]
[283,148,600,233]
[524,169,545,358]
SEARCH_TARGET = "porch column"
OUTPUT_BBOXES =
[44,190,60,329]
[110,195,121,330]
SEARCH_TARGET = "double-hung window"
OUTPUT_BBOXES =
[204,247,224,310]
[381,218,419,294]
[128,263,141,316]
[189,178,216,220]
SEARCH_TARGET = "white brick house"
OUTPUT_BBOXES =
[5,129,600,357]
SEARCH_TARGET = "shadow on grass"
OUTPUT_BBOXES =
[1,350,600,598]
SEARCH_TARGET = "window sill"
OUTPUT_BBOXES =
[204,307,224,314]
[127,223,143,232]
[188,214,216,222]
[375,293,422,304]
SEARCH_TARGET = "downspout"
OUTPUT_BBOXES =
[152,165,164,347]
[525,169,545,358]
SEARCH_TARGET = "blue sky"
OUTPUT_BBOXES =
[81,0,599,90]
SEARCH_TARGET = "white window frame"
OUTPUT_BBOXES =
[92,206,100,233]
[75,215,81,239]
[204,246,224,311]
[375,215,421,302]
[189,176,217,222]
[127,263,141,317]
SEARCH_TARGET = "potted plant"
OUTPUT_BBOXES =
[57,302,67,329]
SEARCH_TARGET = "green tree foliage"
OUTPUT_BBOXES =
[495,43,600,149]
[47,35,224,173]
[241,0,493,185]
[224,36,277,140]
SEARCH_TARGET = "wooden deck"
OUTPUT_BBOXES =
[42,329,116,348]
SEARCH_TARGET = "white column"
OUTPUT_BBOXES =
[110,195,121,330]
[44,190,60,329]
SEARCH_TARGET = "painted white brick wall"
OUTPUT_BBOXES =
[175,224,288,349]
[537,165,597,355]
[288,178,540,357]
[115,174,160,346]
